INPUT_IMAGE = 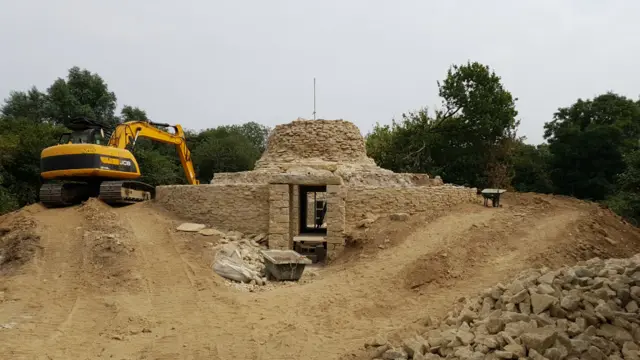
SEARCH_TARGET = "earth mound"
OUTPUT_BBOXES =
[1,192,640,359]
[84,199,139,278]
[0,213,39,272]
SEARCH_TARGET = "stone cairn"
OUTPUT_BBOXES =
[365,254,640,360]
[211,118,444,187]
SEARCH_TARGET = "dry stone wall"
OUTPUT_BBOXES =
[155,183,478,248]
[155,119,479,251]
[345,185,479,228]
[268,184,290,249]
[289,185,299,245]
[155,184,269,235]
[212,168,442,187]
[326,185,347,244]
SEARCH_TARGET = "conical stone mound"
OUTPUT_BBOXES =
[255,119,376,170]
[211,118,442,187]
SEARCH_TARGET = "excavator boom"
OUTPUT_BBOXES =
[109,120,200,185]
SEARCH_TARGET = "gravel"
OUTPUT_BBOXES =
[366,254,640,359]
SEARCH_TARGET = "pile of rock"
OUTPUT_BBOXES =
[177,223,269,285]
[229,236,268,276]
[366,254,640,359]
[209,230,268,278]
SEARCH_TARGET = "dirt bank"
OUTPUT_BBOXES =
[1,193,639,359]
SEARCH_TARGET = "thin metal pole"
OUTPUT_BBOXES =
[313,77,316,120]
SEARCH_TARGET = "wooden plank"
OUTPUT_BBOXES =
[481,188,506,194]
[293,234,326,243]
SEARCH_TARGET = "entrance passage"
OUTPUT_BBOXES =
[295,185,327,263]
[298,185,327,235]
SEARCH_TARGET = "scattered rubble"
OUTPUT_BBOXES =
[358,218,376,228]
[0,322,17,330]
[198,228,225,237]
[210,230,269,286]
[366,254,640,359]
[202,228,319,291]
[176,223,206,232]
[390,213,410,221]
[175,222,274,286]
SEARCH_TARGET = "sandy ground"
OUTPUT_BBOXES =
[1,193,640,359]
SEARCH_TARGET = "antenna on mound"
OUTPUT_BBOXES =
[312,77,316,120]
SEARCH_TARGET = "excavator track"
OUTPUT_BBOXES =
[39,182,96,208]
[98,180,155,205]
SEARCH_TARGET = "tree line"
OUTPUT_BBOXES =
[0,67,269,214]
[2,64,640,225]
[365,62,640,224]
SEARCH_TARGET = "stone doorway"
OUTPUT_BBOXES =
[268,183,345,263]
[298,185,327,235]
[295,185,328,263]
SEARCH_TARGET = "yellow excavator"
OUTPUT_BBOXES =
[39,117,199,207]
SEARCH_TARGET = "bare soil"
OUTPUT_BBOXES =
[1,193,639,359]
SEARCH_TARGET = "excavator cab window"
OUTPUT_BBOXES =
[58,133,72,144]
[58,129,106,145]
[70,131,91,144]
[92,129,106,144]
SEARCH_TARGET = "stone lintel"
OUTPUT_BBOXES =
[267,174,343,186]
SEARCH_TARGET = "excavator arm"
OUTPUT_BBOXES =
[108,120,200,185]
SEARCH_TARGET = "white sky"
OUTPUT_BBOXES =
[1,0,638,144]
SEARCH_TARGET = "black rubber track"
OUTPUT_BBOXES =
[98,180,155,205]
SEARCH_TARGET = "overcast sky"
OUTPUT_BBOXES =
[1,0,638,144]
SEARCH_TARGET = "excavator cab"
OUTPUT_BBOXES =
[58,128,107,145]
[58,117,109,145]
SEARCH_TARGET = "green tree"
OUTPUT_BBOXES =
[233,122,270,153]
[544,92,640,200]
[0,67,143,215]
[0,130,20,214]
[1,87,49,122]
[203,122,270,153]
[366,61,519,189]
[133,146,185,186]
[607,149,640,224]
[1,66,118,128]
[436,61,519,188]
[510,142,553,193]
[47,66,118,127]
[365,121,397,171]
[0,187,19,214]
[120,105,148,122]
[0,117,66,211]
[192,127,262,182]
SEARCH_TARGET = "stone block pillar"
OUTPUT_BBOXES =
[269,184,290,249]
[325,185,346,244]
[288,184,299,249]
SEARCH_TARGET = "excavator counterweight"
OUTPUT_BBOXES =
[39,117,199,207]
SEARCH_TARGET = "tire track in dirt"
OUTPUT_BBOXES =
[112,204,221,359]
[230,207,500,359]
[0,205,105,359]
[3,194,639,360]
[344,204,590,359]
